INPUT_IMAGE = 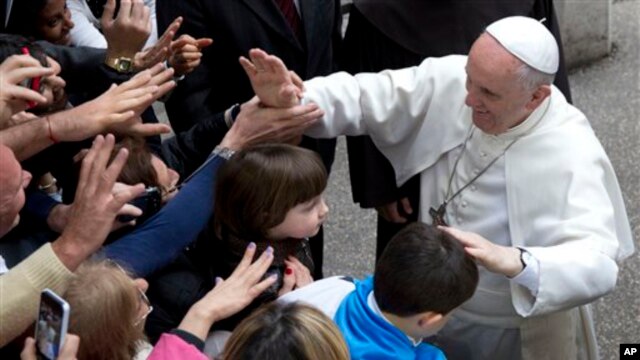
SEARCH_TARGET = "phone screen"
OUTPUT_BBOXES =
[35,289,70,360]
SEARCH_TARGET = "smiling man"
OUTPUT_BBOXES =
[241,16,634,360]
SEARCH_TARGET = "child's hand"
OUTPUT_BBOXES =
[177,243,276,340]
[278,256,314,296]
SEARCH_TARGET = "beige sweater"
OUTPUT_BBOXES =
[0,243,74,346]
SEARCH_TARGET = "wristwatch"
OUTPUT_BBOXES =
[105,56,134,73]
[518,248,532,269]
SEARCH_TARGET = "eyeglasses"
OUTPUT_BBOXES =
[134,287,153,326]
[105,260,154,326]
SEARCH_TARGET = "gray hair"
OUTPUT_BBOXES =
[515,62,556,92]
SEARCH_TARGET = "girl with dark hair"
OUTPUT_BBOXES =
[211,144,329,305]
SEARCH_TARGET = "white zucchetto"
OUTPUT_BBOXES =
[486,16,560,75]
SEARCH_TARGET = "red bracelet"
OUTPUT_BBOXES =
[45,116,59,144]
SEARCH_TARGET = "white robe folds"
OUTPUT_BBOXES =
[302,55,634,359]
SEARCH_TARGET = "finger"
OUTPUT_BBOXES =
[131,0,143,20]
[252,274,278,297]
[1,54,46,71]
[239,56,258,77]
[112,183,146,209]
[245,246,275,284]
[386,204,407,223]
[6,65,54,84]
[58,334,80,358]
[124,122,171,137]
[400,197,413,215]
[162,17,183,44]
[102,0,116,22]
[266,54,289,77]
[97,144,127,194]
[170,34,196,50]
[278,269,295,296]
[176,52,202,62]
[289,71,304,91]
[7,85,48,104]
[77,135,104,196]
[148,65,174,86]
[20,337,37,359]
[117,203,143,217]
[233,242,257,275]
[118,0,132,18]
[196,38,213,49]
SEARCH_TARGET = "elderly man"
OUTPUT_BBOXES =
[237,16,634,359]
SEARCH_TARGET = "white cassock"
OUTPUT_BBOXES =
[302,55,634,359]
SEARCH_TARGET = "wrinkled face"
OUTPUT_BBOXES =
[37,0,74,45]
[0,148,32,237]
[464,34,533,135]
[267,195,329,240]
[150,155,180,203]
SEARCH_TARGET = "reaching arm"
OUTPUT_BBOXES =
[0,65,174,161]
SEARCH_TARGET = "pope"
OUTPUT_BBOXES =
[239,16,634,360]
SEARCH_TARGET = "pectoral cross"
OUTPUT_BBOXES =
[429,203,448,226]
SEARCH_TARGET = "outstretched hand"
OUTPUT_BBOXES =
[219,96,323,150]
[177,243,276,340]
[239,48,303,108]
[52,134,145,271]
[168,34,213,76]
[438,226,523,277]
[133,17,184,71]
[57,63,174,141]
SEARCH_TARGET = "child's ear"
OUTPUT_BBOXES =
[417,312,444,328]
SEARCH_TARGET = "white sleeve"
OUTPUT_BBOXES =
[510,249,540,296]
[278,276,356,319]
[68,0,108,48]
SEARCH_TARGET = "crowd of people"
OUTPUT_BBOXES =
[0,0,634,359]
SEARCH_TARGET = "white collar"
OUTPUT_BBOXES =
[367,291,423,347]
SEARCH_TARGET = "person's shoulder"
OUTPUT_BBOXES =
[277,276,357,317]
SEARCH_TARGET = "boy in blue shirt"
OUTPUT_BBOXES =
[279,223,479,359]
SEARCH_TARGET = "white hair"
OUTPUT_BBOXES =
[515,62,556,92]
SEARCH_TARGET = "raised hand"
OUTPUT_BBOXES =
[177,243,277,340]
[0,55,54,125]
[219,96,323,150]
[168,34,213,76]
[102,0,151,60]
[52,134,145,271]
[56,64,174,141]
[133,17,184,71]
[239,48,301,108]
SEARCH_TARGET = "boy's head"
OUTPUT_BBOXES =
[374,222,478,337]
[214,144,328,241]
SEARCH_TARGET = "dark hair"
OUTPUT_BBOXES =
[0,34,48,66]
[213,144,327,241]
[222,302,350,360]
[111,137,162,189]
[374,222,479,316]
[5,0,50,39]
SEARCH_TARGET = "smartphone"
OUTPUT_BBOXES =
[116,186,162,223]
[20,47,42,109]
[35,289,70,360]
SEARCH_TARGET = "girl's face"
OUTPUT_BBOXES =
[37,0,74,45]
[267,195,329,240]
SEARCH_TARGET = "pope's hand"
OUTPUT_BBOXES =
[439,226,524,278]
[239,48,302,108]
